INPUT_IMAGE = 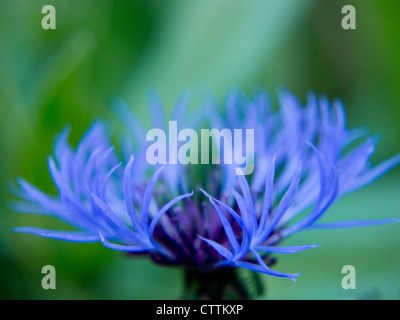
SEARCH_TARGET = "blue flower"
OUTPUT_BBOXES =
[13,89,400,282]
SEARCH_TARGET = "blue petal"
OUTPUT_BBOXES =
[99,231,147,252]
[200,189,244,228]
[147,89,166,130]
[310,219,400,230]
[258,157,275,235]
[141,165,165,229]
[11,201,50,215]
[197,236,234,260]
[100,161,122,199]
[53,126,72,159]
[16,178,65,217]
[282,164,338,237]
[149,191,194,236]
[230,188,255,236]
[348,152,400,192]
[257,244,320,254]
[251,249,302,282]
[14,227,100,242]
[234,260,300,282]
[259,163,302,241]
[170,90,191,124]
[91,193,138,242]
[112,98,147,145]
[207,198,240,255]
[225,90,240,128]
[237,173,257,227]
[123,156,141,231]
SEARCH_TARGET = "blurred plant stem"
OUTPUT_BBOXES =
[181,268,264,300]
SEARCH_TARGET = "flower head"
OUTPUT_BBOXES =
[13,89,400,283]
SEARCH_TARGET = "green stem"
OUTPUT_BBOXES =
[181,268,265,300]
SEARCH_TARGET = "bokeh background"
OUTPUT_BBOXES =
[1,0,399,299]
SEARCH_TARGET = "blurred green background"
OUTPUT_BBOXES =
[0,0,399,299]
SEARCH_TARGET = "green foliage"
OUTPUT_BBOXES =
[0,0,399,299]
